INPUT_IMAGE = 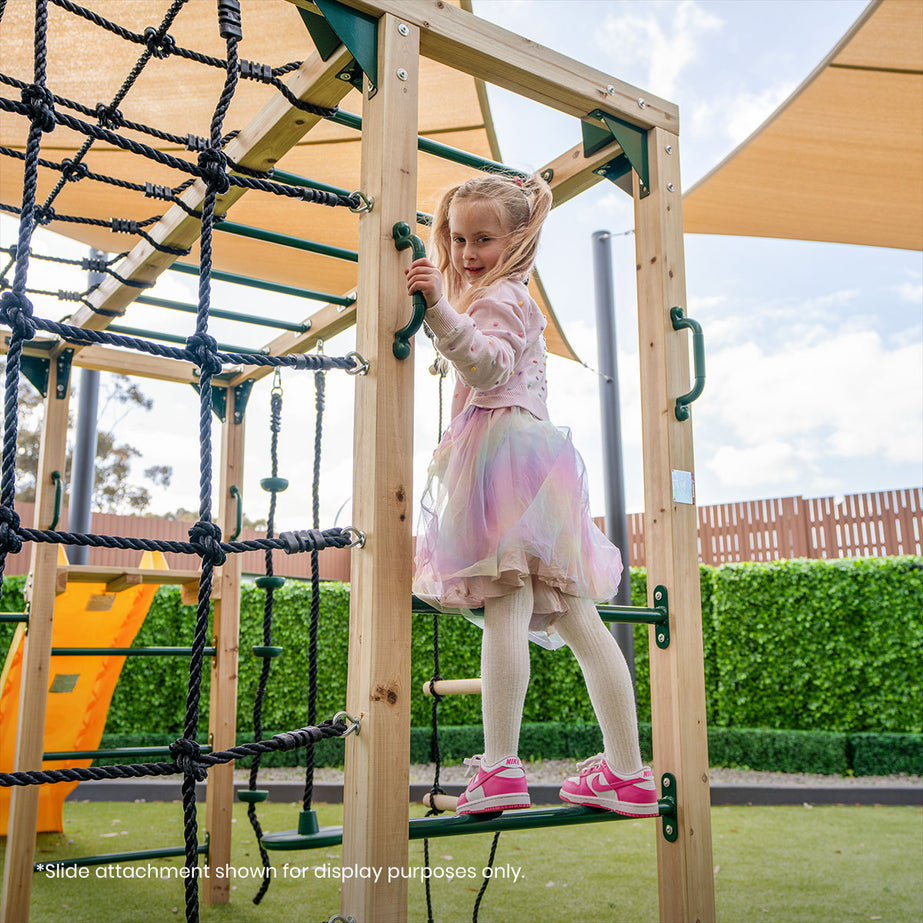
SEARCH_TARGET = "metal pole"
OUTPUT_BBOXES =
[592,230,635,681]
[69,249,103,563]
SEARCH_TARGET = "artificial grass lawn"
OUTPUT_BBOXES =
[2,800,920,922]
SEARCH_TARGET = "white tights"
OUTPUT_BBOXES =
[481,582,643,775]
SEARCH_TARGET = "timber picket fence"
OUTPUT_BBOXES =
[3,487,920,582]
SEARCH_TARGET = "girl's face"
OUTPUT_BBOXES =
[448,199,509,285]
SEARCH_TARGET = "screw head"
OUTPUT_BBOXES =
[396,68,408,81]
[666,182,675,192]
[638,98,646,108]
[663,776,671,788]
[337,71,352,81]
[398,22,409,35]
[607,85,616,95]
[665,144,673,154]
[665,824,674,836]
[658,632,666,643]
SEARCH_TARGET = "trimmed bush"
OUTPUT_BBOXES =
[849,733,923,776]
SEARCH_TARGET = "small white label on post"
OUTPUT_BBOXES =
[672,469,695,505]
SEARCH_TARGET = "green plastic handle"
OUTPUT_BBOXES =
[49,470,62,530]
[392,221,427,360]
[670,306,706,421]
[229,485,242,540]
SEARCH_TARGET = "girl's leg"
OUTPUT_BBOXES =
[555,596,643,774]
[480,581,533,764]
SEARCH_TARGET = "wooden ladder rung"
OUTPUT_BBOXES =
[422,678,482,696]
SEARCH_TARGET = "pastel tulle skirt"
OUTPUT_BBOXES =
[413,405,623,643]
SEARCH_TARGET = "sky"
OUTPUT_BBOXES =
[1,0,921,535]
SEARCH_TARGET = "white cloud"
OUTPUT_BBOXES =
[707,441,809,487]
[689,80,796,150]
[896,281,923,305]
[700,329,923,474]
[596,0,723,99]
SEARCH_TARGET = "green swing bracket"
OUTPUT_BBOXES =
[597,585,670,649]
[193,380,253,424]
[582,109,649,198]
[660,773,678,842]
[296,0,379,94]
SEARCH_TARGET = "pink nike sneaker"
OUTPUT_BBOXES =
[455,754,531,814]
[559,754,659,817]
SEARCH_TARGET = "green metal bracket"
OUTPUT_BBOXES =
[660,773,678,842]
[296,0,379,93]
[20,355,49,397]
[54,349,72,399]
[193,382,226,422]
[582,109,649,197]
[233,379,254,424]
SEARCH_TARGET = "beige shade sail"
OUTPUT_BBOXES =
[0,0,578,360]
[683,0,923,252]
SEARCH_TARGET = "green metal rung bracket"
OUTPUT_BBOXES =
[0,611,28,623]
[582,109,649,197]
[233,379,254,424]
[20,355,49,397]
[660,773,678,842]
[192,382,226,422]
[54,349,72,399]
[296,0,378,93]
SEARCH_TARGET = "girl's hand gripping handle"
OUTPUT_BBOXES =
[392,221,427,360]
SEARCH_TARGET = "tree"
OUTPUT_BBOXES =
[4,365,172,514]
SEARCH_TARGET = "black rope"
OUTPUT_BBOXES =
[472,832,502,923]
[303,363,326,812]
[0,308,362,371]
[247,382,284,904]
[0,719,350,788]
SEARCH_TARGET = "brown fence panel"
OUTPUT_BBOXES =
[3,488,920,581]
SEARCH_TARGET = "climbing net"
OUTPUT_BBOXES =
[0,2,368,921]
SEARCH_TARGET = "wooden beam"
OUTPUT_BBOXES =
[203,407,245,905]
[633,129,715,923]
[542,137,626,207]
[56,566,201,586]
[227,300,358,387]
[341,14,419,921]
[289,0,677,130]
[1,362,71,923]
[58,42,357,343]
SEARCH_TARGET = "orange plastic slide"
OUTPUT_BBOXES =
[0,549,166,834]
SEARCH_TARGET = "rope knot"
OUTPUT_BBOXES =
[60,158,89,183]
[197,148,230,195]
[0,506,22,555]
[21,84,55,133]
[189,520,226,567]
[34,205,56,226]
[169,738,208,781]
[0,291,37,342]
[94,103,123,129]
[143,26,176,59]
[184,332,222,376]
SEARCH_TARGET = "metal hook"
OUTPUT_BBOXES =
[333,711,361,736]
[271,367,282,395]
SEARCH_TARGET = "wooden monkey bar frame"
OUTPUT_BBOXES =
[1,2,715,922]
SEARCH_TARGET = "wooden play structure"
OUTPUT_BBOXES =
[0,1,715,921]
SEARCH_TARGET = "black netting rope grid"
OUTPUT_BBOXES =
[246,382,284,905]
[303,364,326,814]
[0,4,360,922]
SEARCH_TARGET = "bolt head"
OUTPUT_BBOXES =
[665,825,674,835]
[665,144,673,154]
[663,777,671,787]
[666,183,675,192]
[637,98,646,108]
[658,633,666,643]
[396,68,408,81]
[607,85,616,95]
[337,72,352,81]
[398,22,409,35]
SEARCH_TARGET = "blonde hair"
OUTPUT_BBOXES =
[428,173,553,309]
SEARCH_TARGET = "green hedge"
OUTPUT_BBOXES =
[1,556,920,765]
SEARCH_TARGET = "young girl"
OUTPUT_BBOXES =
[405,173,657,818]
